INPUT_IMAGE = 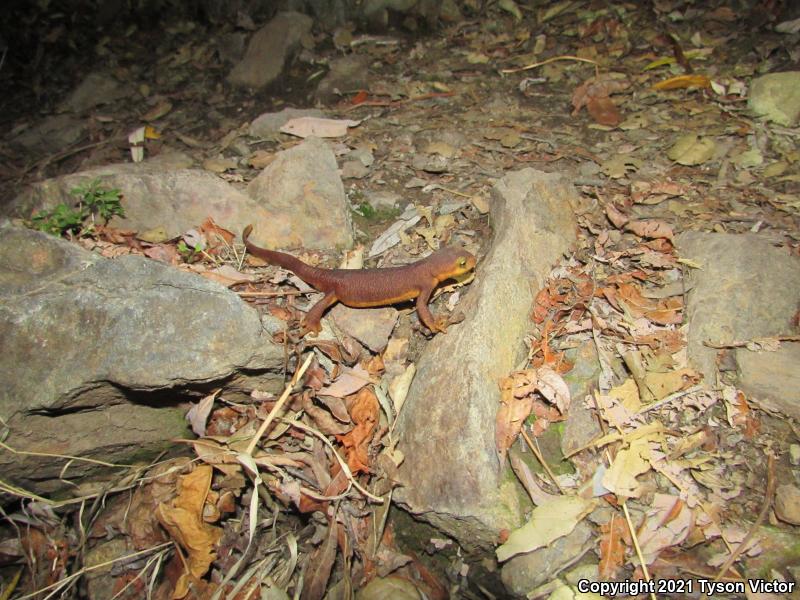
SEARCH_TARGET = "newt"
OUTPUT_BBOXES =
[242,225,477,335]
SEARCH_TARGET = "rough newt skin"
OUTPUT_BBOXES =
[242,225,477,335]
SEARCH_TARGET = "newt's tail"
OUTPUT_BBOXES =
[241,224,316,279]
[242,224,254,244]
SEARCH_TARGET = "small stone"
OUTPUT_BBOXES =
[775,484,800,525]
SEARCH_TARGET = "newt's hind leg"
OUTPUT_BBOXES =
[301,292,339,335]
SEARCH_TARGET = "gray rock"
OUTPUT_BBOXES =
[248,137,354,249]
[0,224,284,494]
[749,71,800,126]
[250,107,325,138]
[10,114,85,153]
[737,343,800,419]
[331,304,398,353]
[775,484,800,525]
[60,72,126,113]
[228,12,313,89]
[364,190,400,210]
[5,162,341,251]
[316,54,371,103]
[561,342,604,461]
[678,231,800,415]
[501,521,594,596]
[341,160,370,179]
[393,169,578,549]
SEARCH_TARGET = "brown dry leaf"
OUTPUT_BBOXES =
[630,180,687,204]
[125,459,192,549]
[602,378,642,426]
[536,366,571,414]
[388,363,416,415]
[571,74,630,124]
[302,393,351,436]
[625,219,674,240]
[598,516,629,579]
[144,243,180,264]
[303,360,328,391]
[316,394,351,423]
[301,520,339,600]
[587,95,622,127]
[156,465,223,599]
[191,439,239,468]
[637,249,676,269]
[496,373,535,464]
[605,203,629,228]
[319,364,371,398]
[200,265,257,287]
[95,225,138,245]
[615,283,682,325]
[637,494,693,564]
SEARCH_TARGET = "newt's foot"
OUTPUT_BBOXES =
[429,316,449,334]
[299,319,323,337]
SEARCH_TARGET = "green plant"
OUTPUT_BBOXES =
[176,240,203,260]
[29,178,124,236]
[354,201,376,219]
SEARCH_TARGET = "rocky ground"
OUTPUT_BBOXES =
[1,1,799,599]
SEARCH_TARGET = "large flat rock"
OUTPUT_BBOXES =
[393,169,578,548]
[678,231,800,417]
[0,224,284,494]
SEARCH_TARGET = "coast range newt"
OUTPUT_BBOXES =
[242,225,477,335]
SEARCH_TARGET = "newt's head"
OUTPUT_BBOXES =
[431,247,478,283]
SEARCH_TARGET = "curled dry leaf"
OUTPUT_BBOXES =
[388,363,416,415]
[571,73,630,126]
[496,373,535,465]
[336,387,380,474]
[605,203,629,229]
[302,393,352,436]
[156,465,223,598]
[186,391,217,436]
[637,494,693,564]
[536,366,571,414]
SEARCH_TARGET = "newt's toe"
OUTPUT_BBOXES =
[300,319,323,337]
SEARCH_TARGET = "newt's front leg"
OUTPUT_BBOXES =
[301,291,339,335]
[415,283,448,333]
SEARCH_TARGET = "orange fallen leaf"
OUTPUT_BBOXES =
[336,387,379,474]
[612,283,683,325]
[599,516,630,578]
[156,465,222,599]
[652,74,711,90]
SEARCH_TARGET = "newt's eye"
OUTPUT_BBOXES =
[458,258,467,267]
